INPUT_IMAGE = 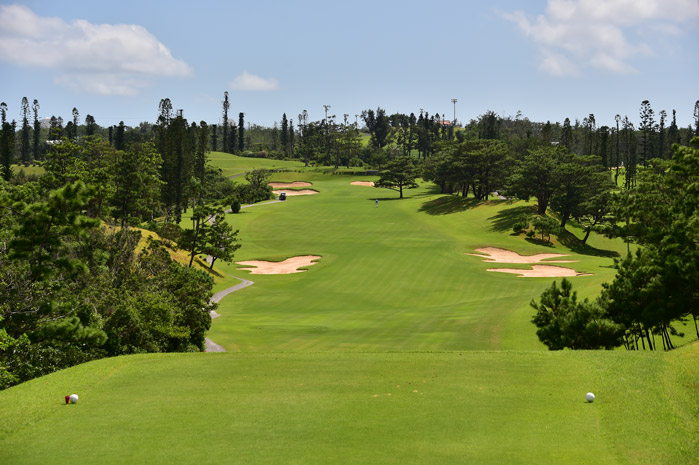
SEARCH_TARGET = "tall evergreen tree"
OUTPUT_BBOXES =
[281,113,289,155]
[560,117,573,151]
[667,110,679,149]
[84,115,96,136]
[1,102,15,180]
[211,124,218,151]
[32,100,41,161]
[478,111,499,140]
[658,110,667,158]
[195,121,208,183]
[238,113,245,152]
[114,121,126,150]
[20,97,30,165]
[639,100,655,167]
[222,91,229,153]
[72,108,80,140]
[229,123,237,154]
[622,116,637,189]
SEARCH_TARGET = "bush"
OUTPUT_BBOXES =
[230,198,241,214]
[531,215,559,242]
[512,214,531,233]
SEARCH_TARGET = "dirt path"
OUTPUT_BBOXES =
[204,198,283,352]
[205,276,254,352]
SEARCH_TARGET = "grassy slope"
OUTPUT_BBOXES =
[207,151,305,177]
[1,344,696,465]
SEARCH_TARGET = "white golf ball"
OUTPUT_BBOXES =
[69,394,79,404]
[585,392,595,403]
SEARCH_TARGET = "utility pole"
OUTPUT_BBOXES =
[323,105,331,123]
[451,98,458,125]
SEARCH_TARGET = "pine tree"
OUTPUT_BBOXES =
[20,97,30,164]
[71,108,80,141]
[667,110,679,149]
[195,121,208,183]
[1,102,15,180]
[238,112,245,152]
[32,100,41,161]
[639,100,655,167]
[114,121,125,150]
[222,91,230,153]
[84,115,96,136]
[281,113,289,155]
[211,124,218,151]
[561,118,573,150]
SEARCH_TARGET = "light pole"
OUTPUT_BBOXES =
[323,105,331,124]
[451,98,458,125]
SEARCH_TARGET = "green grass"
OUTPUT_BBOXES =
[207,151,305,177]
[3,155,696,464]
[1,345,696,465]
[10,164,45,177]
[208,173,632,352]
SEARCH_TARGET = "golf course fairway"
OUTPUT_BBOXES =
[1,158,696,464]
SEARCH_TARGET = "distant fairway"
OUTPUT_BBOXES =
[208,169,629,352]
[2,156,697,464]
[1,345,696,465]
[207,151,305,177]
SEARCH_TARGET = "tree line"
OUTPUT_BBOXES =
[0,98,253,389]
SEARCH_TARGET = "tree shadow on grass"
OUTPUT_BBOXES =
[524,237,555,247]
[557,229,620,258]
[418,195,483,215]
[487,205,537,232]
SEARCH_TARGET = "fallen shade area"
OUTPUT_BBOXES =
[236,256,321,274]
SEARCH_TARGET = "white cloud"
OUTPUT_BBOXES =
[539,49,579,77]
[229,71,279,91]
[502,0,699,77]
[0,4,192,95]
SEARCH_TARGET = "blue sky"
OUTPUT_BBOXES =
[1,0,697,129]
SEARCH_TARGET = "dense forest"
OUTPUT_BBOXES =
[1,95,697,389]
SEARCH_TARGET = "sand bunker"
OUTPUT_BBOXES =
[236,255,321,274]
[487,265,592,278]
[272,189,318,196]
[467,247,575,263]
[351,181,375,187]
[269,182,312,188]
[468,247,590,277]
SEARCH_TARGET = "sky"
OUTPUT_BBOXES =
[1,0,697,130]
